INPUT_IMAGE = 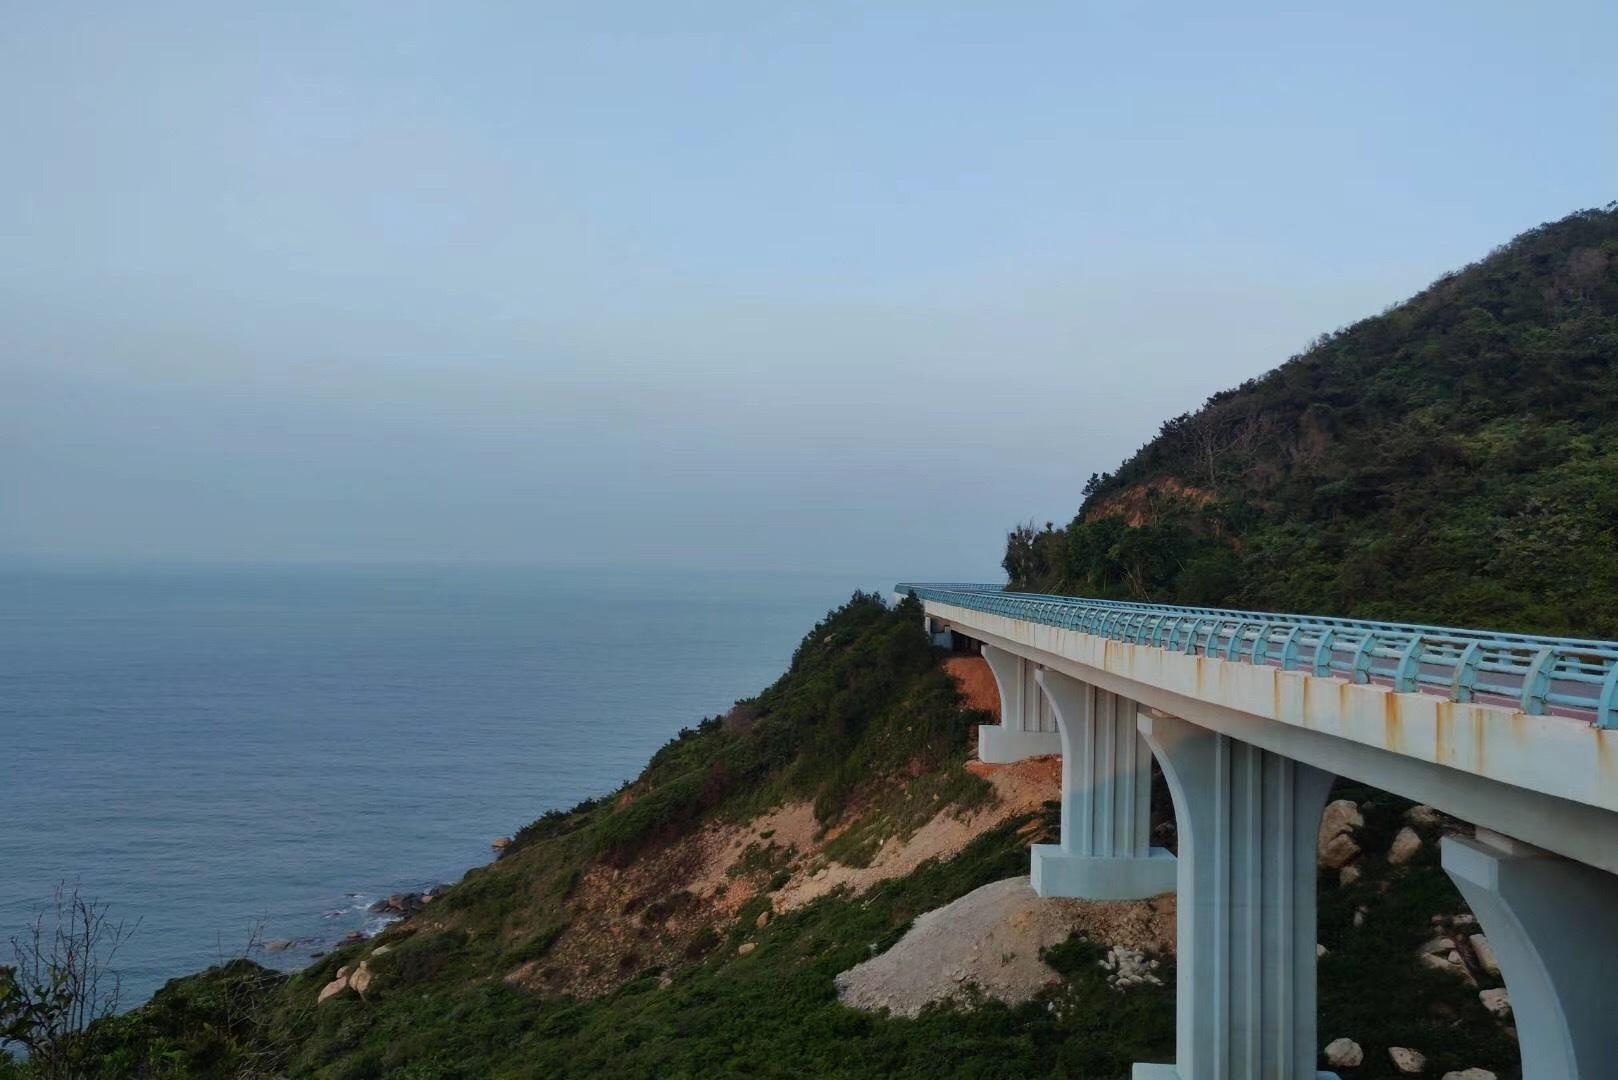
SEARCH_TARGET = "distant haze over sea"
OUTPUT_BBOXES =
[0,563,880,1005]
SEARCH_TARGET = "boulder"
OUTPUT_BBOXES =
[1468,933,1499,976]
[1320,833,1362,870]
[1320,799,1365,839]
[1318,801,1365,869]
[1389,1046,1427,1073]
[370,944,393,958]
[262,939,293,953]
[1388,827,1422,865]
[755,910,771,930]
[491,837,512,853]
[1479,987,1511,1018]
[1405,804,1446,827]
[349,961,374,996]
[736,942,757,957]
[1441,1071,1497,1080]
[1339,865,1362,887]
[317,975,350,1005]
[1323,1037,1364,1068]
[369,892,426,917]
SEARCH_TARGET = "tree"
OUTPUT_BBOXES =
[0,884,134,1078]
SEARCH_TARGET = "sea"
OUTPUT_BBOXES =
[0,563,873,1006]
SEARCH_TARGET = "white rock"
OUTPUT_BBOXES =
[1389,1046,1427,1073]
[1469,933,1499,975]
[349,961,374,996]
[1339,865,1362,886]
[317,975,350,1004]
[1441,1070,1497,1080]
[1388,827,1422,865]
[1479,986,1511,1018]
[1323,1037,1364,1068]
[370,944,392,958]
[1103,946,1163,991]
[1316,944,1328,958]
[1420,952,1461,973]
[737,942,757,957]
[1353,907,1367,928]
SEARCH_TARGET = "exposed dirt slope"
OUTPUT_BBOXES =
[835,876,1174,1017]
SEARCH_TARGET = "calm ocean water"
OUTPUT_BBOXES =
[0,564,866,1005]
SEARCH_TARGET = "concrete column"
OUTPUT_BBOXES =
[1030,669,1175,899]
[1441,831,1618,1080]
[1135,711,1338,1080]
[978,644,1062,763]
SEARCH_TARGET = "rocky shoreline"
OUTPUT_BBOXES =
[252,884,451,963]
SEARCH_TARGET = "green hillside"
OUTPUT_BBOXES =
[1005,204,1618,636]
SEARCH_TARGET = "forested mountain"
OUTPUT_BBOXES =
[1005,205,1618,637]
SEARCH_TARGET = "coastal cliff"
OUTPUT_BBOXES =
[21,207,1616,1079]
[46,595,1514,1079]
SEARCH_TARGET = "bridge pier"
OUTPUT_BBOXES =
[977,644,1062,763]
[1136,711,1338,1080]
[1441,831,1618,1080]
[1029,670,1175,899]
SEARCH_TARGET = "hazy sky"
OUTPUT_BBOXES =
[3,2,1614,577]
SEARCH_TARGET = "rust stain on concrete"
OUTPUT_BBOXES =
[1433,704,1453,765]
[1597,729,1616,788]
[1385,693,1407,756]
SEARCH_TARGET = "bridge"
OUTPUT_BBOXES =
[897,583,1618,1080]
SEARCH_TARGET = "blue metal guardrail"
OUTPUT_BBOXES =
[895,583,1618,729]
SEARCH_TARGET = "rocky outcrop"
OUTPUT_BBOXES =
[369,890,441,918]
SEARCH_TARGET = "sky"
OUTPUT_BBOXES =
[2,2,1614,578]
